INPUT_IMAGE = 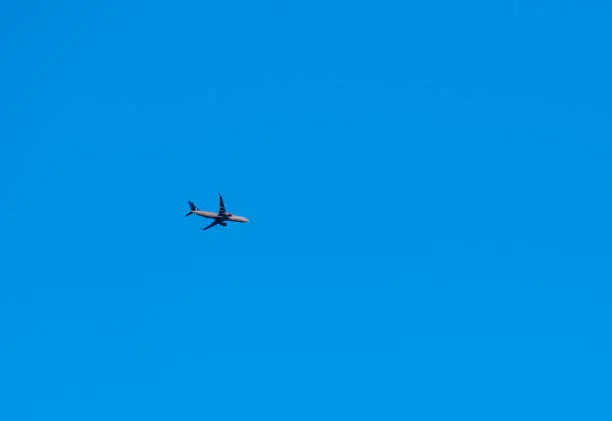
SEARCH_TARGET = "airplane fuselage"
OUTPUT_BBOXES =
[192,210,249,223]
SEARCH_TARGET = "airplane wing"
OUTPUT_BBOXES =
[201,220,219,231]
[218,193,226,214]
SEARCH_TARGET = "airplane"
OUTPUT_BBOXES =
[185,193,249,231]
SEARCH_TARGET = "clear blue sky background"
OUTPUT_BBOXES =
[1,0,611,419]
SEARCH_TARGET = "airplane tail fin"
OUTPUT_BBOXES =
[185,201,198,216]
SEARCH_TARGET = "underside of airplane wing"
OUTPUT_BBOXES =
[201,220,219,231]
[218,193,226,214]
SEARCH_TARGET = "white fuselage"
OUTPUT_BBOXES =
[193,210,249,223]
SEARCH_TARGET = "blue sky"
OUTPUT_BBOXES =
[1,0,611,419]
